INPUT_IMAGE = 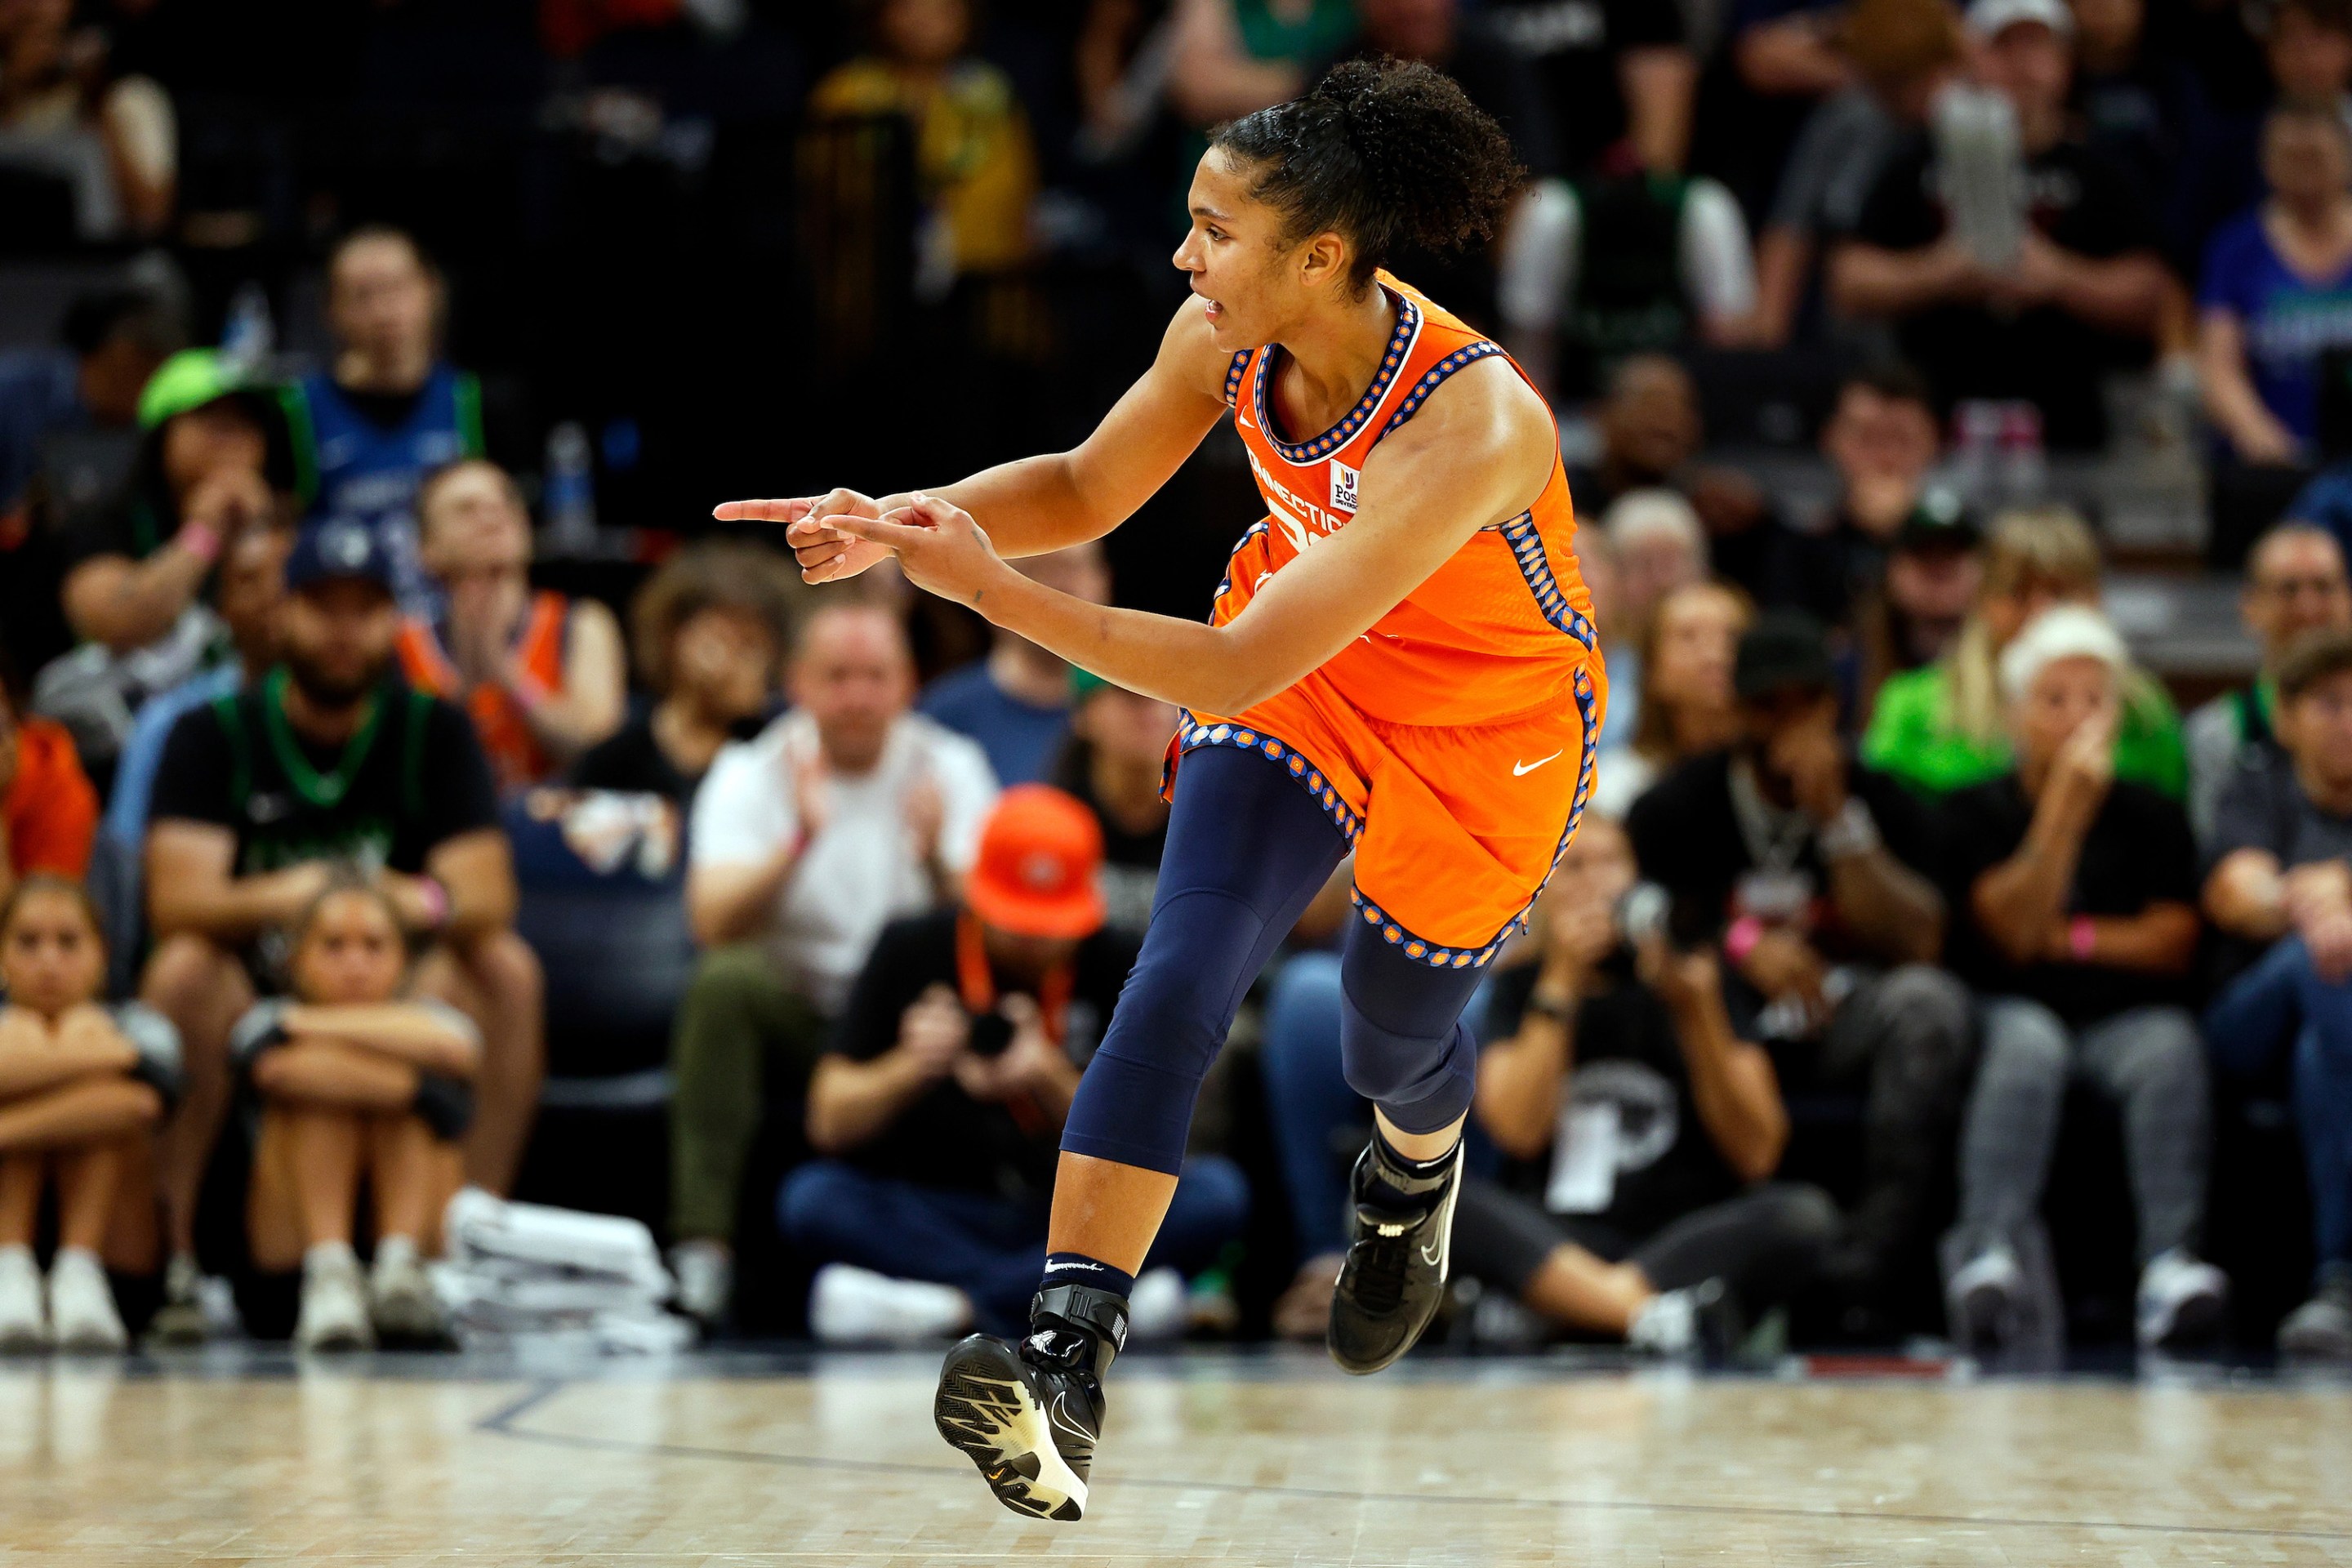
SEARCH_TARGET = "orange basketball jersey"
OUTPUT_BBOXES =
[396,590,569,793]
[1171,274,1606,968]
[1211,271,1598,728]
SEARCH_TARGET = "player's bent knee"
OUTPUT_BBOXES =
[1336,1008,1463,1112]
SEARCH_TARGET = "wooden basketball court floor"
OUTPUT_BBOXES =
[0,1348,2345,1566]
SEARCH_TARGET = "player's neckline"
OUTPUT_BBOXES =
[1253,286,1420,465]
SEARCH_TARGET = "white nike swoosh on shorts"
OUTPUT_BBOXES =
[1512,751,1564,777]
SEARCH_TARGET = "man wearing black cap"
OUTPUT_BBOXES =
[1627,610,1972,1331]
[1846,493,1983,719]
[138,519,542,1339]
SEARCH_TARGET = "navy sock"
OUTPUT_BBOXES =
[1361,1127,1459,1213]
[1040,1252,1135,1302]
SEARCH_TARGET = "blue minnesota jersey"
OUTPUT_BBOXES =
[293,362,483,613]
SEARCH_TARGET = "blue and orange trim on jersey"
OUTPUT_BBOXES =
[1250,292,1422,465]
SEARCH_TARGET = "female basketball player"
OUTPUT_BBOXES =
[717,59,1602,1521]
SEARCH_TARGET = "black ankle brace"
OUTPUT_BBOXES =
[1366,1134,1458,1200]
[1028,1282,1130,1379]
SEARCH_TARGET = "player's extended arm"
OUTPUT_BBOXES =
[716,301,1232,578]
[830,358,1555,716]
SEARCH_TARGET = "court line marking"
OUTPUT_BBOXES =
[471,1379,2352,1544]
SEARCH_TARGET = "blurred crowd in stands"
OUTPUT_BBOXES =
[2,0,2352,1364]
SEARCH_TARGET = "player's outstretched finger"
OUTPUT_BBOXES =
[711,498,811,523]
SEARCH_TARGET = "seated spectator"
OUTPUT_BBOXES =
[0,875,174,1352]
[672,599,996,1325]
[295,227,486,613]
[140,520,538,1340]
[1846,494,1983,722]
[570,541,800,805]
[2203,627,2352,1359]
[780,786,1248,1344]
[1568,356,1817,599]
[2198,100,2352,470]
[0,287,176,609]
[1566,355,1701,522]
[1829,0,2171,449]
[1864,506,2187,798]
[1940,606,2225,1352]
[920,541,1110,786]
[396,460,626,794]
[1628,612,1971,1329]
[235,879,477,1351]
[0,0,175,239]
[1595,487,1712,751]
[2268,0,2352,124]
[1,680,97,907]
[105,524,287,856]
[808,0,1039,296]
[1785,365,1946,636]
[1481,0,1695,176]
[1748,0,1960,349]
[1048,670,1176,933]
[2185,524,2352,839]
[1497,158,1758,401]
[1592,580,1750,819]
[47,350,292,774]
[1449,817,1838,1352]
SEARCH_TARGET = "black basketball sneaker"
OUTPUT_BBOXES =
[934,1284,1127,1521]
[1327,1139,1463,1374]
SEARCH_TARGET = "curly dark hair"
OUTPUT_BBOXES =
[629,541,804,694]
[1209,57,1523,291]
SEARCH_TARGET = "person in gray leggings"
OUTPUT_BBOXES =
[1939,606,2227,1353]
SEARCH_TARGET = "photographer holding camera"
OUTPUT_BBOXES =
[781,786,1249,1344]
[1450,815,1839,1355]
[1627,611,1972,1330]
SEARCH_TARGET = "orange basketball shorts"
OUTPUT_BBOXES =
[1169,655,1603,969]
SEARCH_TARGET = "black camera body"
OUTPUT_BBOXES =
[965,1009,1016,1058]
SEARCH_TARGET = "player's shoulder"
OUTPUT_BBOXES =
[1375,350,1550,468]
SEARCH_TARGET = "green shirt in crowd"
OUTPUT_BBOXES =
[1861,662,2189,800]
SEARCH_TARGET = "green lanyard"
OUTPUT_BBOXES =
[261,668,384,809]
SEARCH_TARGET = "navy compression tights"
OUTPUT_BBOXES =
[1062,743,1489,1176]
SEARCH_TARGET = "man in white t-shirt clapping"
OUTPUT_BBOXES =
[670,599,998,1326]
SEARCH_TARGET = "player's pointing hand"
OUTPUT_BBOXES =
[829,494,1012,611]
[710,488,893,584]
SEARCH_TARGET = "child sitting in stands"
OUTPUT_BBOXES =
[0,875,177,1351]
[234,877,479,1350]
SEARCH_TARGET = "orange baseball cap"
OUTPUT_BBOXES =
[964,785,1107,940]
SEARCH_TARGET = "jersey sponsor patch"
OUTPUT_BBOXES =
[1330,460,1361,514]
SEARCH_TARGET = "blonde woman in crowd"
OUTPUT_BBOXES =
[1592,580,1753,818]
[1862,506,2185,798]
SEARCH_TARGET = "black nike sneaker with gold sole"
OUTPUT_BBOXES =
[934,1283,1126,1521]
[1327,1139,1463,1375]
